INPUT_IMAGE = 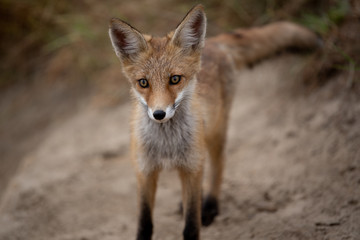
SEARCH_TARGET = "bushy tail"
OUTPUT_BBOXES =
[213,22,321,68]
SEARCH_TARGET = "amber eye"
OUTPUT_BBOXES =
[138,78,149,88]
[169,75,181,85]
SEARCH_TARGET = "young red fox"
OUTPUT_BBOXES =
[109,4,319,240]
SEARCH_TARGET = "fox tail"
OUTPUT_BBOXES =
[213,22,321,68]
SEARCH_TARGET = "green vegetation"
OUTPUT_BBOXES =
[298,0,349,35]
[0,0,357,89]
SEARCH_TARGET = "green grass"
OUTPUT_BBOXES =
[0,0,354,89]
[298,0,349,35]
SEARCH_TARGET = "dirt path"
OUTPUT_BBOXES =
[0,54,359,240]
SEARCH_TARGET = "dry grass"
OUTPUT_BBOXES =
[0,0,357,92]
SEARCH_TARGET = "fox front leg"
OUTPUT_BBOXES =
[178,167,203,240]
[136,170,159,240]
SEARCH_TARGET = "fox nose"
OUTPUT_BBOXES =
[153,110,166,120]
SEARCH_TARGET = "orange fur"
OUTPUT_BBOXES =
[109,4,319,240]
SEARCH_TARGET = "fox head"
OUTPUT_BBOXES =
[109,5,206,123]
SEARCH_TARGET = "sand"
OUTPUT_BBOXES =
[0,54,359,240]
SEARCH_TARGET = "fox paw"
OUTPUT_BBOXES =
[201,196,219,226]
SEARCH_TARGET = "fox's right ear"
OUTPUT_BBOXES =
[109,18,147,61]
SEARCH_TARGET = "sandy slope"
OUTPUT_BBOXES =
[0,54,359,240]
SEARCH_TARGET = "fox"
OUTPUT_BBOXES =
[108,4,319,240]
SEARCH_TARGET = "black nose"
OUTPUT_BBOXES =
[153,110,166,120]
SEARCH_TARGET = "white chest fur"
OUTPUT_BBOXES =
[134,102,200,172]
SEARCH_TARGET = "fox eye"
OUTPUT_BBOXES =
[169,75,181,85]
[138,78,149,88]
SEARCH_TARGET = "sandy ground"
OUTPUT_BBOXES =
[0,54,359,240]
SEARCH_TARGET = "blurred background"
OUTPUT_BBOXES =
[0,0,359,239]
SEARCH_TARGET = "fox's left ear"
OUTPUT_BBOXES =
[171,4,207,52]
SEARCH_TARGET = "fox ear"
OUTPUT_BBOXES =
[172,4,207,51]
[109,18,147,61]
